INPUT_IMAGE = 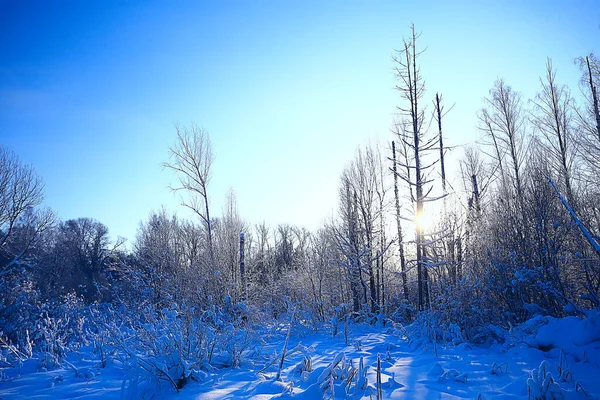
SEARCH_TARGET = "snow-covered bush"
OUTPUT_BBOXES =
[113,302,216,392]
[0,270,43,349]
[526,352,591,400]
[0,287,95,371]
[527,360,565,399]
[109,292,267,396]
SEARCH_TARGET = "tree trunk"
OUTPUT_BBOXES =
[436,93,446,194]
[347,183,361,313]
[587,56,600,141]
[407,38,426,311]
[392,141,410,304]
[239,232,246,301]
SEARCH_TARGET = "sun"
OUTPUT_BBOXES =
[415,208,436,232]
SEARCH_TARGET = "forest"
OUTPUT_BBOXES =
[1,23,600,399]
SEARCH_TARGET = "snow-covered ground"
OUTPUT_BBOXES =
[1,314,599,399]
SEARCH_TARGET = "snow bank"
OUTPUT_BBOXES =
[535,312,600,354]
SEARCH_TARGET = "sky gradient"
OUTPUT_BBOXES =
[1,0,599,245]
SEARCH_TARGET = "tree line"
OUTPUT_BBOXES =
[1,25,599,351]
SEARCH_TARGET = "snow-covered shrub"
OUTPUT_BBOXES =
[300,356,312,373]
[35,311,69,369]
[352,303,380,325]
[33,292,95,367]
[218,321,260,368]
[527,360,565,399]
[127,303,216,390]
[0,288,94,373]
[525,350,591,400]
[110,292,267,395]
[423,274,493,344]
[0,270,43,350]
[404,310,440,350]
[501,315,548,349]
[318,352,354,396]
[290,301,320,335]
[315,352,379,398]
[0,331,32,377]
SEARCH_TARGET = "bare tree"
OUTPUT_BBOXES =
[374,143,390,311]
[478,79,534,285]
[459,145,492,279]
[478,79,528,226]
[391,141,409,304]
[576,54,600,141]
[0,146,44,248]
[55,218,116,301]
[164,123,215,263]
[274,224,295,275]
[574,54,600,194]
[216,190,245,283]
[0,146,54,270]
[530,59,576,207]
[460,146,492,218]
[392,24,440,310]
[305,228,336,320]
[251,222,273,286]
[178,219,204,274]
[434,93,448,195]
[342,146,380,313]
[135,209,181,277]
[336,178,363,313]
[239,232,246,301]
[214,189,247,299]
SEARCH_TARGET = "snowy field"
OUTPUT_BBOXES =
[1,313,599,399]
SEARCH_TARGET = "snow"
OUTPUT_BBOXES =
[1,314,599,399]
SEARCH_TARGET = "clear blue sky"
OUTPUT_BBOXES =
[1,0,598,244]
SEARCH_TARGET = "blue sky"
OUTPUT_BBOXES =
[1,0,599,244]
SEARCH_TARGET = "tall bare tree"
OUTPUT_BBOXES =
[577,54,600,141]
[479,79,527,246]
[336,178,363,313]
[531,59,576,207]
[374,143,390,311]
[479,79,528,225]
[434,93,448,196]
[342,146,380,312]
[164,123,215,263]
[574,54,600,194]
[392,24,440,310]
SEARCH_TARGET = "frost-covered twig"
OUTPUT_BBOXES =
[276,306,297,380]
[257,343,306,375]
